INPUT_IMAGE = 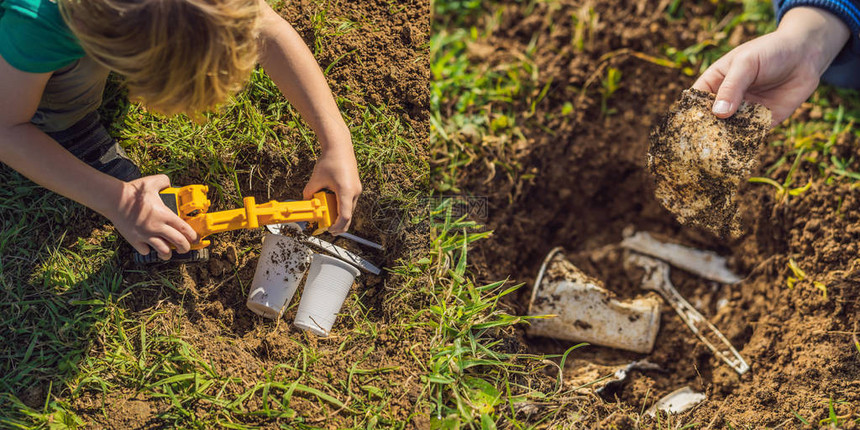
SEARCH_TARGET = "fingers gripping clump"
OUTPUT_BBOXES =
[648,89,771,239]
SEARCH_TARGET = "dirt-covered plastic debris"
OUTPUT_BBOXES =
[646,386,707,416]
[648,88,771,238]
[621,231,741,284]
[528,249,662,354]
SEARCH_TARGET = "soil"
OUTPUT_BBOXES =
[287,0,431,128]
[300,0,431,261]
[650,88,771,239]
[60,0,431,428]
[444,0,860,427]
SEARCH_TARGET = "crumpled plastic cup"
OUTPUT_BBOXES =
[246,233,312,319]
[528,248,661,353]
[293,253,360,336]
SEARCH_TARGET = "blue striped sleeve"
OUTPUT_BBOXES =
[776,0,860,53]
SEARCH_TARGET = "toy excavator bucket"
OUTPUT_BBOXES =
[175,185,211,217]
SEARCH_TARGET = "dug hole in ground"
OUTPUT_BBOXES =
[443,0,860,426]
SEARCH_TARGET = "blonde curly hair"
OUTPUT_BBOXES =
[59,0,262,115]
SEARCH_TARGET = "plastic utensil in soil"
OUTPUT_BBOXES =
[293,253,361,336]
[338,232,383,250]
[265,223,381,275]
[621,230,741,284]
[627,252,750,374]
[247,233,312,319]
[266,221,383,251]
[595,360,663,400]
[528,247,662,354]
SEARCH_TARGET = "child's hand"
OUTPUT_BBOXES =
[693,7,849,127]
[303,147,362,235]
[109,175,199,260]
[257,7,363,234]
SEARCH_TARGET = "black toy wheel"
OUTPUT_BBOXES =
[133,248,210,265]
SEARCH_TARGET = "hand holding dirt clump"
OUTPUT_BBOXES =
[648,88,771,238]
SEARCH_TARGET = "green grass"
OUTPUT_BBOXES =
[0,179,116,394]
[752,91,860,193]
[430,24,543,193]
[426,200,594,429]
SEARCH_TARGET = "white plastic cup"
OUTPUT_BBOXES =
[246,233,312,319]
[293,253,361,336]
[528,249,661,354]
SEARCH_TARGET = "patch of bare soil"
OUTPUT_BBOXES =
[68,1,430,428]
[74,391,164,430]
[288,0,430,127]
[448,0,859,427]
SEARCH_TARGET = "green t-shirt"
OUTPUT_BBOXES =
[0,0,85,73]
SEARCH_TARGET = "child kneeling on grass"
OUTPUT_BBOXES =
[0,0,361,260]
[694,1,859,126]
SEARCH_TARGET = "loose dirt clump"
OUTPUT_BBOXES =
[441,0,860,427]
[649,88,771,238]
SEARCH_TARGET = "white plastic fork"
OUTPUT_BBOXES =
[627,253,750,375]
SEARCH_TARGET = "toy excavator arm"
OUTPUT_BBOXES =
[160,186,338,250]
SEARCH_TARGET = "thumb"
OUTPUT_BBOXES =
[712,57,757,119]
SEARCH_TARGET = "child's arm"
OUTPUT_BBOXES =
[257,2,361,235]
[693,7,850,126]
[0,56,197,260]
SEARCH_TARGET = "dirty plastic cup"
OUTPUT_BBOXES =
[527,248,662,354]
[293,253,360,336]
[246,233,312,319]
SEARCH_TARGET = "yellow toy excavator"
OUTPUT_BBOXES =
[133,185,337,264]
